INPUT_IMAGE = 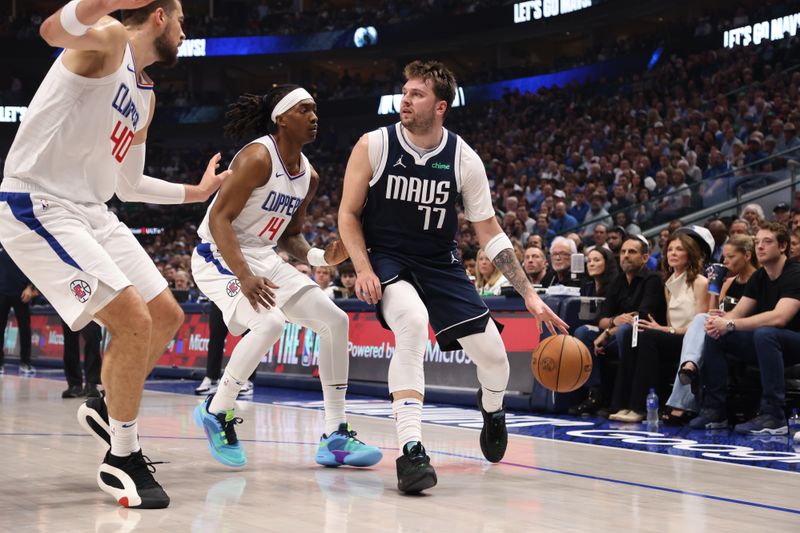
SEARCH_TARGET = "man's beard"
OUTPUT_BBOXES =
[155,32,179,67]
[401,110,435,134]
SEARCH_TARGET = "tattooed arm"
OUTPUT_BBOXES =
[492,247,532,297]
[472,217,569,335]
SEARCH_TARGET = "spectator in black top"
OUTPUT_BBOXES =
[690,222,800,434]
[570,236,666,416]
[549,237,580,287]
[0,245,37,375]
[523,245,555,287]
[580,247,618,298]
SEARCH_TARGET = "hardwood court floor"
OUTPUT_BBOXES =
[1,374,798,532]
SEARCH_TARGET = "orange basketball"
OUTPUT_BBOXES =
[531,335,592,393]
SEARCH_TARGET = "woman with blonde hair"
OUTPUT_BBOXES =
[661,234,758,424]
[608,233,709,422]
[474,248,510,296]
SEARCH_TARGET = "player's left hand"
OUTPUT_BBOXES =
[197,153,231,201]
[524,289,569,336]
[323,239,349,265]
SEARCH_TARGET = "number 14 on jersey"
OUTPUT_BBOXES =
[259,216,286,240]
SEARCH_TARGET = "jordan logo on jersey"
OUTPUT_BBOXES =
[393,155,406,168]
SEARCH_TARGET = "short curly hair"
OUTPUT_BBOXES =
[403,60,457,116]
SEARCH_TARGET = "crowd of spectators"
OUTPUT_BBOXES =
[3,2,800,433]
[75,30,799,306]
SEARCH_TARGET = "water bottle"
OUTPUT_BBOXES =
[789,409,800,439]
[646,388,659,425]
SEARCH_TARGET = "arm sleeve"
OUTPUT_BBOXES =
[116,143,186,204]
[459,143,495,222]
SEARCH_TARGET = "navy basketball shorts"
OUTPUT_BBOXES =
[370,249,503,351]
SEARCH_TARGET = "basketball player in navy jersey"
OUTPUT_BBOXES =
[339,60,569,493]
[0,1,228,508]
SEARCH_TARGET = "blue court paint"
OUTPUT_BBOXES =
[12,372,800,473]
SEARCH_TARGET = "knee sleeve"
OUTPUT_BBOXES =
[458,319,510,392]
[383,281,429,395]
[282,287,350,386]
[224,299,286,381]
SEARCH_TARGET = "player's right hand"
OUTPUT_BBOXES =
[355,270,382,305]
[240,275,279,311]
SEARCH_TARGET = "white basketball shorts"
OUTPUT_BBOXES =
[191,242,316,336]
[0,179,168,331]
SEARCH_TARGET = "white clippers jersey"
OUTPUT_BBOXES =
[3,44,152,204]
[198,135,310,250]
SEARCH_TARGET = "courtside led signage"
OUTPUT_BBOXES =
[723,11,800,48]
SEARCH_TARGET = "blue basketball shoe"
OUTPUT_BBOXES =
[193,395,246,467]
[316,423,383,467]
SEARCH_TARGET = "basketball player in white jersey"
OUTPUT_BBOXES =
[0,1,228,508]
[339,61,569,493]
[191,85,382,469]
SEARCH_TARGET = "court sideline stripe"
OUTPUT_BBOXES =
[2,430,799,516]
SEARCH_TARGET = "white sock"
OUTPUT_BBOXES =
[322,384,347,435]
[392,398,423,455]
[208,369,244,415]
[480,387,505,413]
[109,417,140,457]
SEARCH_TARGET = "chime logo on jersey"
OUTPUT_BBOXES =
[70,280,91,303]
[225,279,241,297]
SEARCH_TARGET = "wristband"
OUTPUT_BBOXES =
[484,232,513,261]
[60,0,92,36]
[307,248,328,267]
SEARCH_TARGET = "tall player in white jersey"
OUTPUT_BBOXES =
[191,85,382,469]
[339,61,569,493]
[0,1,228,508]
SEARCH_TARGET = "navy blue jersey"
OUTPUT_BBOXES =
[363,123,461,257]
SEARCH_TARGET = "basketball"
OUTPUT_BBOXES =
[531,335,592,393]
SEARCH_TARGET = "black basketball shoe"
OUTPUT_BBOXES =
[396,441,437,494]
[97,450,170,509]
[477,389,507,463]
[78,395,110,447]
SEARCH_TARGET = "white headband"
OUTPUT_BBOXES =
[270,88,314,123]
